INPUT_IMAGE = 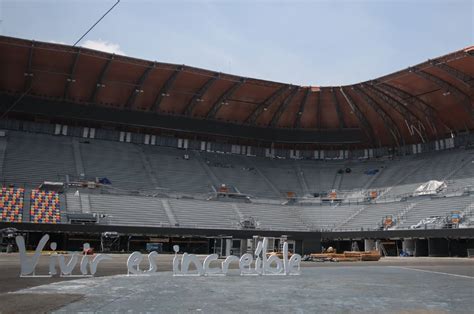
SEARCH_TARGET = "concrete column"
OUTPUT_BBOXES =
[240,239,248,255]
[364,239,376,251]
[402,239,415,256]
[225,239,232,257]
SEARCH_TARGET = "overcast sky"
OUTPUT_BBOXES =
[1,0,472,86]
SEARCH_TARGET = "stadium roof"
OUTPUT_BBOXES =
[0,35,472,147]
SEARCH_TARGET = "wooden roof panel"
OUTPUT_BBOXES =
[0,35,471,147]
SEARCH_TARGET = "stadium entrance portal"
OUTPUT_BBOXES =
[212,237,244,257]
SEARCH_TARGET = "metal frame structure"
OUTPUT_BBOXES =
[269,86,298,127]
[206,78,244,118]
[246,85,289,124]
[89,55,114,104]
[184,74,219,116]
[293,87,310,128]
[150,66,183,112]
[124,62,155,110]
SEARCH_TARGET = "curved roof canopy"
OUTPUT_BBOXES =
[0,35,472,147]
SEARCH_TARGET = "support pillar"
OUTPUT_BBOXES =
[364,239,376,251]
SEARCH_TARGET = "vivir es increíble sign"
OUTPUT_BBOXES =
[15,234,302,277]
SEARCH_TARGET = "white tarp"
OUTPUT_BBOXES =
[413,180,447,196]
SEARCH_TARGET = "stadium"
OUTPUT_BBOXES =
[0,4,473,312]
[1,35,473,255]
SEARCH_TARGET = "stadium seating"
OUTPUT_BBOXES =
[337,201,407,230]
[168,199,238,229]
[144,146,213,194]
[0,187,24,222]
[87,194,171,227]
[295,204,363,230]
[80,140,154,191]
[2,132,75,186]
[252,157,304,196]
[30,189,61,223]
[1,130,472,200]
[396,195,473,228]
[199,152,278,197]
[0,129,472,231]
[236,202,310,231]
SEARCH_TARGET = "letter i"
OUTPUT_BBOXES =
[49,242,58,276]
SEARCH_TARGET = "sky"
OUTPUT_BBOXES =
[1,0,473,86]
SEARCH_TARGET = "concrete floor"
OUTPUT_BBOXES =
[0,254,473,313]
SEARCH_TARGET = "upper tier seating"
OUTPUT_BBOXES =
[299,161,341,193]
[80,140,153,191]
[2,132,75,186]
[200,152,277,197]
[252,157,303,196]
[144,146,213,194]
[30,189,61,223]
[0,187,24,222]
[0,130,471,203]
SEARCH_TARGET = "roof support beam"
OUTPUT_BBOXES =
[184,74,219,116]
[331,88,346,129]
[316,90,322,129]
[339,87,377,147]
[63,48,81,100]
[124,62,155,110]
[23,42,35,92]
[365,84,427,142]
[246,85,289,124]
[150,66,183,112]
[430,60,473,88]
[293,87,310,128]
[89,55,114,104]
[376,83,449,136]
[411,68,473,118]
[206,78,244,118]
[353,85,403,147]
[269,87,298,127]
[377,82,435,115]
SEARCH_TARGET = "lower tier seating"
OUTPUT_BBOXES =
[0,187,24,222]
[30,189,61,223]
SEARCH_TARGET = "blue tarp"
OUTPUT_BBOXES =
[364,169,379,175]
[98,177,112,184]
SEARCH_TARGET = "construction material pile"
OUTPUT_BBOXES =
[309,250,381,262]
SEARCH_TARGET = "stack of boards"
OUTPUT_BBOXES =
[310,250,381,262]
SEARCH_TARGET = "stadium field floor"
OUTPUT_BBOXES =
[0,254,472,313]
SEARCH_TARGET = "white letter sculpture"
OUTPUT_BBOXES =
[18,235,300,278]
[172,237,302,277]
[17,235,110,277]
[127,251,159,275]
[16,234,49,277]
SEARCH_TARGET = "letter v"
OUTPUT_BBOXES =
[16,234,49,276]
